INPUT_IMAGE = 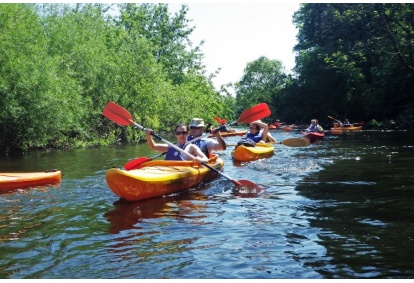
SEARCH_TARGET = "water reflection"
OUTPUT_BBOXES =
[104,188,210,234]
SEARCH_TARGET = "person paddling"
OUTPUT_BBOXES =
[145,124,208,162]
[187,118,226,157]
[243,120,275,143]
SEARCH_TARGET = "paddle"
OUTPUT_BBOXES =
[103,102,269,190]
[213,103,271,129]
[124,133,210,170]
[328,115,343,126]
[227,138,310,147]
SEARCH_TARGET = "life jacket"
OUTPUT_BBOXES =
[246,130,263,143]
[188,135,209,157]
[165,143,187,161]
[236,137,256,148]
[308,124,323,133]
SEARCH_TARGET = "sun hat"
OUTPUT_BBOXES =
[189,118,205,128]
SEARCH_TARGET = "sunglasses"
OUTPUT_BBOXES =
[175,131,188,135]
[190,126,203,130]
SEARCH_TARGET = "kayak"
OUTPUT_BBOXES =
[302,132,325,143]
[209,130,247,138]
[105,154,224,201]
[331,126,362,135]
[269,124,294,131]
[231,143,274,162]
[0,170,62,190]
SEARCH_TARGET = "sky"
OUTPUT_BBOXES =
[168,2,301,93]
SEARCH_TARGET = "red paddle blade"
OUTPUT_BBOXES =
[236,180,266,190]
[214,116,221,123]
[102,102,134,126]
[124,157,151,170]
[238,103,271,123]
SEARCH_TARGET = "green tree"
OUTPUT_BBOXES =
[235,56,287,122]
[117,3,205,85]
[292,3,414,122]
[0,4,83,153]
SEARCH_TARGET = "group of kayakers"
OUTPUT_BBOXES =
[272,117,354,133]
[144,117,276,163]
[144,114,360,163]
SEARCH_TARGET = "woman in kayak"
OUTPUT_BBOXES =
[145,124,209,162]
[244,120,275,143]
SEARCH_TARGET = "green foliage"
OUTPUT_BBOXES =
[291,3,414,124]
[234,56,287,123]
[0,4,83,153]
[0,3,229,155]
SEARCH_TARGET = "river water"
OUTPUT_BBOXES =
[1,129,413,279]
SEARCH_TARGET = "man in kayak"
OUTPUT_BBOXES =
[145,124,208,162]
[305,119,324,133]
[188,118,226,157]
[342,119,351,127]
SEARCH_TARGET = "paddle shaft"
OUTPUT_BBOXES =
[130,120,243,186]
[328,116,342,124]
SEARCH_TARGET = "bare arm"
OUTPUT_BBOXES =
[254,120,269,142]
[145,129,168,152]
[186,144,209,162]
[211,127,226,150]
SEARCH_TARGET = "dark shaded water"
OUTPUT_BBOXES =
[1,129,413,279]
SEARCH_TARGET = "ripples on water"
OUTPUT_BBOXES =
[1,130,414,278]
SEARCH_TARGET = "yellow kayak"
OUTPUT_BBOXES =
[231,143,274,162]
[0,170,62,190]
[106,154,224,201]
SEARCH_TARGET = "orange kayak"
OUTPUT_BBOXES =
[106,155,224,201]
[269,124,294,131]
[209,130,247,138]
[330,125,362,134]
[0,170,62,190]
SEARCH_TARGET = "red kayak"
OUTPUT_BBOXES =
[302,131,325,143]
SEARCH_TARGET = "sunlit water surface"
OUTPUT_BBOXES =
[1,129,413,279]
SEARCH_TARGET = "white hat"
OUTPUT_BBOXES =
[189,118,205,127]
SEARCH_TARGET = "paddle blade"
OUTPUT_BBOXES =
[238,103,271,123]
[124,157,152,170]
[234,180,267,195]
[214,116,221,123]
[281,138,310,147]
[102,102,134,126]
